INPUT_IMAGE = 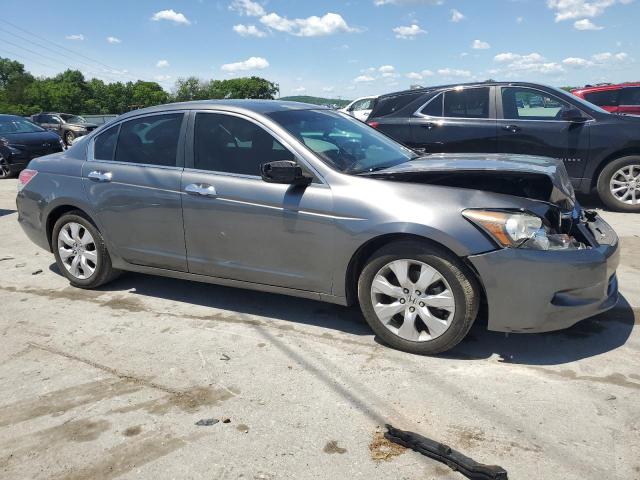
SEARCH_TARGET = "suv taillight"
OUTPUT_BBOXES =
[17,169,37,191]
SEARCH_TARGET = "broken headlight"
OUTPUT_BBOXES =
[462,209,584,250]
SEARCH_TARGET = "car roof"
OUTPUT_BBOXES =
[572,82,640,94]
[113,99,325,122]
[377,81,556,99]
[0,114,29,121]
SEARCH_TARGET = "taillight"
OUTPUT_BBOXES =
[17,169,37,191]
[367,121,380,129]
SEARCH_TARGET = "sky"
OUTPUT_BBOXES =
[1,0,638,99]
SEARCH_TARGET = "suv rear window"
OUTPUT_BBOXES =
[370,91,424,117]
[443,87,490,119]
[619,87,640,105]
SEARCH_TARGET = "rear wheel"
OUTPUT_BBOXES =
[64,131,75,146]
[357,240,479,355]
[52,211,119,288]
[597,156,640,212]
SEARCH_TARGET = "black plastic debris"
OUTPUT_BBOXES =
[220,353,230,361]
[32,269,43,275]
[384,424,508,480]
[195,418,219,426]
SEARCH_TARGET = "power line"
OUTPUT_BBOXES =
[0,26,139,82]
[0,48,60,72]
[0,19,148,83]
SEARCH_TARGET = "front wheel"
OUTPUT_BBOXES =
[0,155,15,179]
[358,241,480,355]
[596,156,640,212]
[52,211,119,288]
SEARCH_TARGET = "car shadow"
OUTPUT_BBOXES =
[443,295,637,365]
[48,264,637,365]
[577,193,608,211]
[0,208,17,218]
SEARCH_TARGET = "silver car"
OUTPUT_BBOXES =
[15,101,620,354]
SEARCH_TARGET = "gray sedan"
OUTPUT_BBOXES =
[15,100,620,354]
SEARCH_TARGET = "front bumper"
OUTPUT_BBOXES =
[468,213,619,333]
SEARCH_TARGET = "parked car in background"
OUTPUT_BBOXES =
[0,114,63,179]
[16,100,619,355]
[367,82,640,212]
[341,96,377,121]
[31,113,98,146]
[572,83,640,116]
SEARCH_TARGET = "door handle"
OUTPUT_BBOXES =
[185,183,217,197]
[87,170,113,182]
[422,122,436,130]
[503,125,521,133]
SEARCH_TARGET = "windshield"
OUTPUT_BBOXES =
[268,109,417,174]
[549,86,610,114]
[60,114,87,124]
[0,117,45,134]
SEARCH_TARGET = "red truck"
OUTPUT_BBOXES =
[572,83,640,115]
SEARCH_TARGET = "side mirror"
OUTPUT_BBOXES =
[560,107,587,123]
[261,160,312,185]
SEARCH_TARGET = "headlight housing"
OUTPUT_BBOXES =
[462,209,584,251]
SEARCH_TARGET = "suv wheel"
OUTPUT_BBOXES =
[52,211,119,288]
[597,156,640,212]
[64,131,75,146]
[358,240,479,355]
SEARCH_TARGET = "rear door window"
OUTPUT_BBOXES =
[501,87,572,120]
[114,113,184,167]
[443,87,490,119]
[371,91,423,117]
[584,90,619,107]
[619,87,640,105]
[94,125,120,160]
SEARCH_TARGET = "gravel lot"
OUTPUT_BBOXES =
[0,178,638,480]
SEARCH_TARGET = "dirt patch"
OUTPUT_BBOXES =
[323,440,347,454]
[123,425,142,437]
[369,429,406,462]
[111,386,236,416]
[236,424,249,433]
[531,367,640,390]
[449,425,486,450]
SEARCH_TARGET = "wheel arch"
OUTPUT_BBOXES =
[590,148,640,190]
[343,233,487,308]
[45,204,95,251]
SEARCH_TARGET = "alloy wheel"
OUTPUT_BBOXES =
[370,259,456,342]
[0,156,10,178]
[57,222,98,279]
[610,164,640,205]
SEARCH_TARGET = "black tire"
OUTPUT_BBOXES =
[64,130,75,146]
[596,156,640,213]
[357,240,479,355]
[0,155,15,179]
[52,211,120,289]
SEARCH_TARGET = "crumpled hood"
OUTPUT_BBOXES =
[365,153,576,210]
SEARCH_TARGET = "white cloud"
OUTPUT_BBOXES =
[322,86,335,92]
[493,52,564,75]
[151,9,191,25]
[233,24,267,37]
[229,0,265,17]
[154,75,172,82]
[260,12,356,37]
[562,56,594,67]
[516,16,524,23]
[393,24,427,39]
[472,39,490,49]
[106,36,121,44]
[156,60,170,68]
[293,86,306,93]
[379,65,396,77]
[65,34,84,41]
[573,18,604,29]
[353,75,375,82]
[406,69,434,80]
[547,0,632,22]
[450,9,465,22]
[592,51,629,62]
[437,68,472,77]
[221,56,269,72]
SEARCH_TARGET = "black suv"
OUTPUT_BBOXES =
[30,113,98,146]
[367,82,640,212]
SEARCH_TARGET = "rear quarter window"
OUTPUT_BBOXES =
[371,91,426,117]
